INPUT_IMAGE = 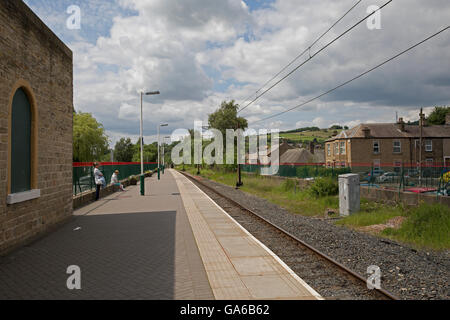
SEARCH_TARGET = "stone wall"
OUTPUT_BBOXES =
[73,182,129,210]
[0,0,73,255]
[73,171,155,210]
[360,186,450,207]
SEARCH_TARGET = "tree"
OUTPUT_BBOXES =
[73,111,109,162]
[208,100,248,136]
[427,106,450,125]
[114,138,134,162]
[132,140,158,163]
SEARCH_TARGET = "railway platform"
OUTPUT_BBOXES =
[172,170,321,300]
[0,169,321,300]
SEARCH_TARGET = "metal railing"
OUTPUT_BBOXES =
[73,162,158,196]
[241,162,450,195]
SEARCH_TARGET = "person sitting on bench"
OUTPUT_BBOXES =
[111,170,125,191]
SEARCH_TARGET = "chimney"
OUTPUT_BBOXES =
[420,113,427,127]
[397,117,406,132]
[446,113,450,125]
[309,141,315,155]
[362,126,371,138]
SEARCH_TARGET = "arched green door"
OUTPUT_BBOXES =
[11,88,31,194]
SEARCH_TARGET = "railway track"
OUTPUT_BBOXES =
[180,171,399,300]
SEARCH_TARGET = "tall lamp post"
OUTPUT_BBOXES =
[162,136,171,174]
[158,123,169,180]
[197,126,210,175]
[140,90,160,196]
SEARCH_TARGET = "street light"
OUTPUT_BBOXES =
[140,90,160,196]
[162,136,171,174]
[197,126,210,175]
[158,123,169,180]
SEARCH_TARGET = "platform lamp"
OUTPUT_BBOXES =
[158,123,169,180]
[197,126,210,175]
[140,90,160,196]
[162,136,171,174]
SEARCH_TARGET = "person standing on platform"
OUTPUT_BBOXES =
[93,162,105,201]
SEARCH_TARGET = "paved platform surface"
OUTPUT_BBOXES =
[0,169,320,300]
[0,171,213,300]
[173,170,321,300]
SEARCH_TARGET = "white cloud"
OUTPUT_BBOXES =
[25,0,449,147]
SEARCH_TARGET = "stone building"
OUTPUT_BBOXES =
[0,0,73,255]
[325,117,450,171]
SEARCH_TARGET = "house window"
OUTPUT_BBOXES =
[373,141,380,154]
[426,158,434,167]
[340,142,346,155]
[374,160,381,172]
[444,157,450,168]
[327,144,331,157]
[394,161,402,173]
[393,141,401,154]
[11,88,32,194]
[334,143,339,155]
[425,140,433,152]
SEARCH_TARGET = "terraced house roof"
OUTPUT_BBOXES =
[326,123,450,142]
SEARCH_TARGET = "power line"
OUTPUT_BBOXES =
[238,0,364,108]
[239,0,393,114]
[250,26,450,125]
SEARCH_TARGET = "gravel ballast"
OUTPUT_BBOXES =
[192,175,450,300]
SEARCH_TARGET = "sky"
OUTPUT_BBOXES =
[23,0,450,146]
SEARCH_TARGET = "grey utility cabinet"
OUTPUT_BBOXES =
[339,174,360,216]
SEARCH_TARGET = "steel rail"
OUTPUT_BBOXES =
[179,170,399,301]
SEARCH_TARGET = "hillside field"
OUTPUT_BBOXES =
[279,130,340,144]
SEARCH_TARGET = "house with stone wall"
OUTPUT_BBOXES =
[325,117,450,172]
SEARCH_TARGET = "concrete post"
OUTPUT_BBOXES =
[339,174,360,216]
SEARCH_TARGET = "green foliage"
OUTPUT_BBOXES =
[132,141,158,163]
[282,179,297,191]
[279,130,337,144]
[187,166,450,250]
[188,167,339,217]
[294,166,351,178]
[208,100,248,136]
[330,125,343,130]
[383,203,450,250]
[308,178,339,198]
[114,138,134,162]
[73,111,109,162]
[427,106,450,125]
[337,200,405,227]
[283,127,321,134]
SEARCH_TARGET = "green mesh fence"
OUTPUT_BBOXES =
[241,164,450,195]
[73,162,158,196]
[241,164,351,179]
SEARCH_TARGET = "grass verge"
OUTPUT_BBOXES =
[185,167,339,217]
[382,203,450,250]
[182,166,450,250]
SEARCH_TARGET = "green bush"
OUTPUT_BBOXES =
[293,166,351,179]
[308,178,339,198]
[129,176,138,185]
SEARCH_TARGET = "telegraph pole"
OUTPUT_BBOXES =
[419,108,424,186]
